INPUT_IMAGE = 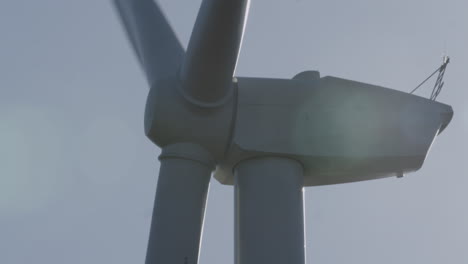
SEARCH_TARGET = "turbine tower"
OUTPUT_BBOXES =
[113,1,453,264]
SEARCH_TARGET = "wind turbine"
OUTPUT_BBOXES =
[112,1,453,264]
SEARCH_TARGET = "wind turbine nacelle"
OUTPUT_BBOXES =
[215,73,453,186]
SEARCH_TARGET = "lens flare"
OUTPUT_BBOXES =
[0,105,65,215]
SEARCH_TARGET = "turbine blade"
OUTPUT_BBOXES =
[180,0,250,105]
[113,0,184,86]
[146,156,212,264]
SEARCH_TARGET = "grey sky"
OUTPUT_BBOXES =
[1,0,467,263]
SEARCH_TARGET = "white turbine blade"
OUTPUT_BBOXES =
[146,157,212,264]
[113,0,184,86]
[180,0,250,104]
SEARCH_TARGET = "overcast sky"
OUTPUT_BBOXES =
[1,0,467,263]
